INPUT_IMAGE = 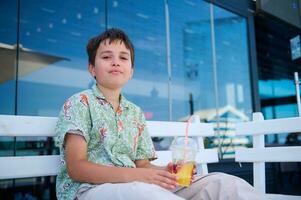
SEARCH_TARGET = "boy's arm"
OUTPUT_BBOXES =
[135,159,173,172]
[65,133,178,189]
[135,160,197,176]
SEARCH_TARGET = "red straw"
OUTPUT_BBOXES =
[184,115,194,160]
[185,115,193,145]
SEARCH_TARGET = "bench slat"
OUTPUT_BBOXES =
[0,115,214,137]
[265,193,301,200]
[0,149,219,179]
[152,149,219,166]
[235,146,301,162]
[235,113,301,199]
[0,115,217,180]
[147,121,214,137]
[0,115,57,137]
[0,155,60,179]
[235,117,301,136]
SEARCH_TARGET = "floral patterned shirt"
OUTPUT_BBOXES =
[54,84,157,200]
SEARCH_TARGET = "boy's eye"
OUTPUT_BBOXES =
[120,57,128,60]
[102,56,111,59]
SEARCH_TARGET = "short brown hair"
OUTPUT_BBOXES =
[86,28,134,67]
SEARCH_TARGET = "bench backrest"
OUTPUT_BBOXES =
[235,112,301,200]
[0,115,217,180]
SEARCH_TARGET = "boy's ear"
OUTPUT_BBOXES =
[88,64,95,77]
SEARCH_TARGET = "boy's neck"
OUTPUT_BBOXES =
[97,84,121,110]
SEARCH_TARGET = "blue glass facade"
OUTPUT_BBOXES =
[0,0,252,121]
[1,0,300,199]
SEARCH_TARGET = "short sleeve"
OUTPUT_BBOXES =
[54,94,91,150]
[135,110,157,161]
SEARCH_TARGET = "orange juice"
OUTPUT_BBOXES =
[175,162,194,187]
[171,137,198,187]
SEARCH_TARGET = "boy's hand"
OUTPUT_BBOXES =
[166,161,197,185]
[191,162,197,184]
[166,162,174,173]
[133,168,178,190]
[166,161,197,174]
[192,162,197,175]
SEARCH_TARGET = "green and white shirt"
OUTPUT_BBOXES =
[54,84,157,200]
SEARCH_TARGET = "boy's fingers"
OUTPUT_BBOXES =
[193,162,197,175]
[166,162,174,173]
[158,170,178,181]
[154,172,178,189]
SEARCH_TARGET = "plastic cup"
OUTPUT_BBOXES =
[170,137,198,187]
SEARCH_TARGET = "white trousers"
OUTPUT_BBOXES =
[76,173,265,200]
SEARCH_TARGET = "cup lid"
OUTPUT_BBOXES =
[170,137,198,151]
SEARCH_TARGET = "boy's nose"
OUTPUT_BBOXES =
[111,57,120,67]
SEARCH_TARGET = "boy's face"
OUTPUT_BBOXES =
[89,39,133,90]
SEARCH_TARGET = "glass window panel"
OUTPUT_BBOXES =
[169,0,214,121]
[168,0,215,150]
[0,1,18,198]
[263,104,299,144]
[259,75,299,146]
[214,5,252,158]
[259,79,297,100]
[107,0,169,121]
[168,2,253,158]
[0,0,17,114]
[17,0,105,116]
[6,1,106,199]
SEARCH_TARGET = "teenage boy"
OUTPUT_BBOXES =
[55,28,264,200]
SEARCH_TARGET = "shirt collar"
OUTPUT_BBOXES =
[92,84,130,109]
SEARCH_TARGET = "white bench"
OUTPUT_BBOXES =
[0,114,218,180]
[235,112,301,200]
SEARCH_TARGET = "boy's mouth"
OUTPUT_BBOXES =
[109,69,122,74]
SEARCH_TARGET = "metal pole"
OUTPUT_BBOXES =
[294,72,301,117]
[164,0,172,121]
[209,3,221,159]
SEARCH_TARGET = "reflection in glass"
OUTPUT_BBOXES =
[169,0,214,120]
[0,1,18,199]
[168,2,252,158]
[0,1,106,199]
[17,0,105,116]
[259,66,300,144]
[0,1,17,114]
[214,5,252,158]
[108,0,169,121]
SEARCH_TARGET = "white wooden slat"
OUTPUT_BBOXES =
[151,151,172,165]
[235,113,301,199]
[252,112,266,194]
[195,149,219,163]
[192,115,209,175]
[0,115,217,180]
[152,149,218,166]
[197,137,209,175]
[0,155,60,179]
[266,193,301,200]
[235,146,301,162]
[254,161,266,193]
[235,117,301,136]
[1,150,218,180]
[147,121,214,137]
[0,115,215,137]
[0,115,57,137]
